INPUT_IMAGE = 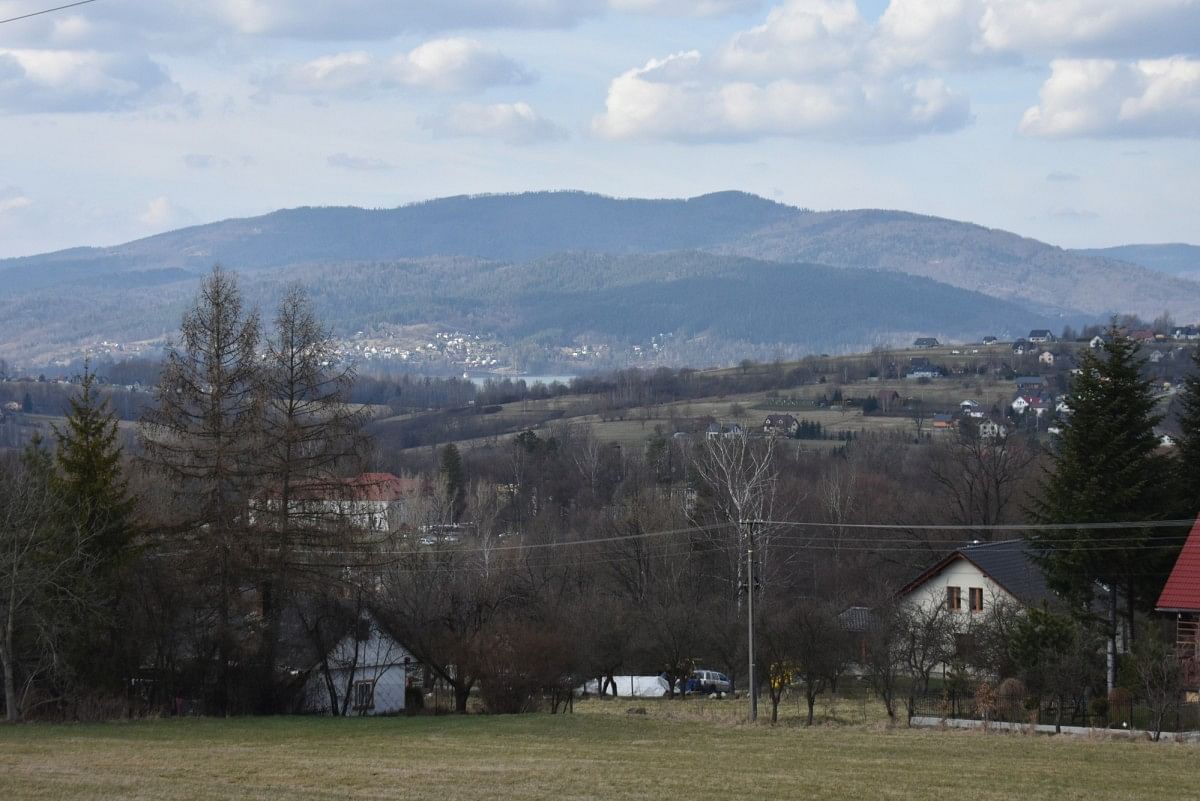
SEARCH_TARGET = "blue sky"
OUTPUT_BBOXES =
[1,0,1199,257]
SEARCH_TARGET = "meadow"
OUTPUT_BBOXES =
[2,698,1197,801]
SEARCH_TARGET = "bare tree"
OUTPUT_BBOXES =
[929,425,1038,531]
[1132,626,1183,741]
[140,265,261,715]
[691,434,780,608]
[898,600,955,722]
[817,459,858,568]
[0,456,92,721]
[374,544,511,713]
[251,285,370,710]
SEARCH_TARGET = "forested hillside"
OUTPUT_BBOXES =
[0,190,1192,365]
[1075,244,1200,282]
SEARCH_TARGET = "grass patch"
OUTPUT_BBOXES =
[1,702,1197,801]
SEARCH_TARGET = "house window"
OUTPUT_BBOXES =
[946,586,962,611]
[352,680,375,711]
[969,587,984,612]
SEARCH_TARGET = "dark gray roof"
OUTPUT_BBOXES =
[958,539,1058,608]
[899,538,1060,609]
[838,606,873,632]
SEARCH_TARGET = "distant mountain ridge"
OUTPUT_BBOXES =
[0,190,1196,365]
[1074,244,1200,282]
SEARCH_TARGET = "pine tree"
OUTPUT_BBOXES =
[1030,325,1172,647]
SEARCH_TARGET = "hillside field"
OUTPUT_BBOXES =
[1,700,1196,801]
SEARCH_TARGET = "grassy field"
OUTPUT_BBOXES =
[2,699,1198,801]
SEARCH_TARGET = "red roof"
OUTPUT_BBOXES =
[339,473,426,502]
[1157,517,1200,612]
[269,472,427,502]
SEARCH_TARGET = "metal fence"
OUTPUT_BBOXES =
[909,688,1200,733]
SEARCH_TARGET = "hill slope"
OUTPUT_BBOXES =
[2,191,1197,321]
[1074,244,1200,282]
[0,252,1061,364]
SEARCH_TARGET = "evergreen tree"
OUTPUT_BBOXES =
[54,365,135,571]
[53,364,136,692]
[21,391,32,414]
[1030,326,1173,648]
[1173,345,1200,515]
[440,443,465,522]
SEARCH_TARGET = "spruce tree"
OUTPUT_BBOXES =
[53,364,135,692]
[54,365,135,572]
[1173,345,1200,515]
[1030,326,1172,645]
[440,443,465,522]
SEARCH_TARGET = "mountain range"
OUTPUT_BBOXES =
[1,191,1197,367]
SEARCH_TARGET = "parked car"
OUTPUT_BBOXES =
[686,670,731,695]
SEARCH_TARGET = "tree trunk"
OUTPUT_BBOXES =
[3,590,18,722]
[2,637,17,722]
[454,683,471,713]
[806,692,816,725]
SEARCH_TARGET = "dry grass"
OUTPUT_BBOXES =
[2,702,1197,801]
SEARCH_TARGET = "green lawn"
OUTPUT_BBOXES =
[1,700,1197,801]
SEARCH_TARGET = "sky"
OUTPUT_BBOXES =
[1,0,1199,258]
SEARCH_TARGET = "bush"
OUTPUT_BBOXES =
[996,678,1026,721]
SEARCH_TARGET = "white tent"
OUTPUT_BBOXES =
[579,675,669,698]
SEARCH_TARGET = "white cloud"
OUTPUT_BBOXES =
[715,0,868,78]
[0,48,179,112]
[594,1,973,143]
[138,196,176,227]
[265,38,532,96]
[979,0,1200,59]
[1020,57,1200,138]
[327,153,395,171]
[596,51,968,141]
[611,0,764,15]
[423,102,567,144]
[0,187,32,215]
[205,1,606,38]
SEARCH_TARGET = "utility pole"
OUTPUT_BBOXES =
[746,519,758,722]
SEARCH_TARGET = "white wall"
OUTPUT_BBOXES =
[303,619,415,716]
[902,557,1017,619]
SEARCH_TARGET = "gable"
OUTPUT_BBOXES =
[898,540,1056,609]
[1158,517,1200,612]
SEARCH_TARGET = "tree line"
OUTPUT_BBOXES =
[2,267,1198,726]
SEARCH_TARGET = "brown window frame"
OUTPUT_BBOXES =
[969,587,984,613]
[946,586,962,611]
[352,679,375,711]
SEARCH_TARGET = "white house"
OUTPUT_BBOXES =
[255,472,426,534]
[303,614,416,716]
[898,540,1058,619]
[978,420,1007,439]
[1039,351,1055,366]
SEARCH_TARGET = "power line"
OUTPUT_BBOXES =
[0,0,97,25]
[751,518,1195,532]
